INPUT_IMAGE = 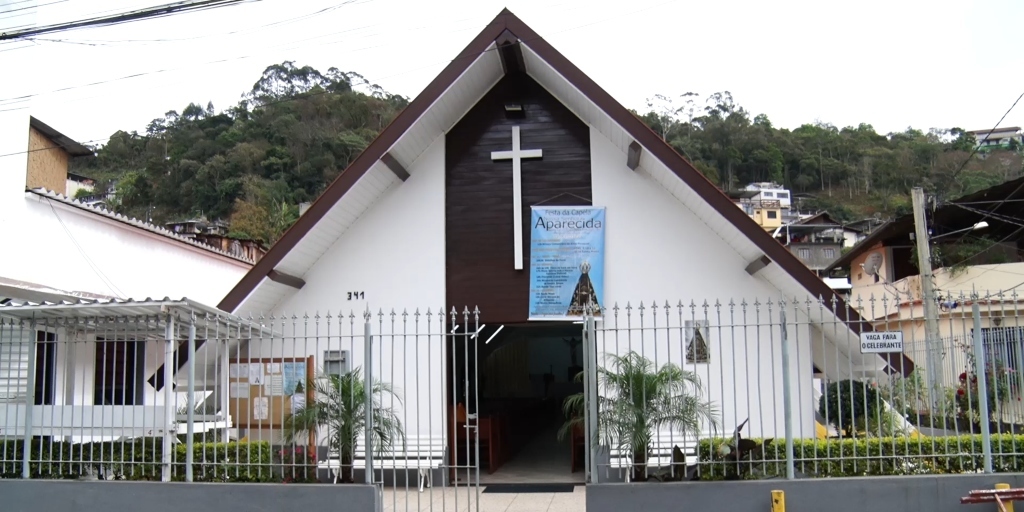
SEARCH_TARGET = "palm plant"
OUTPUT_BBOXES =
[558,351,719,481]
[281,367,405,483]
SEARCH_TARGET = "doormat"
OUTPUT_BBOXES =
[482,483,576,493]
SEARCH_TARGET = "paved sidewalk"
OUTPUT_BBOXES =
[378,485,586,512]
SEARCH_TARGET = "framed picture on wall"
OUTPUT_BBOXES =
[685,319,710,364]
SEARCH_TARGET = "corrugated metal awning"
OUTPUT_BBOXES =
[0,297,277,338]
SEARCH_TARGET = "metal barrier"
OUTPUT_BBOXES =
[581,291,1024,483]
[0,298,482,512]
[6,288,1024,496]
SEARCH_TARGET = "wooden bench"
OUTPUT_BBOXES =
[962,488,1024,512]
[318,436,446,491]
[607,439,700,482]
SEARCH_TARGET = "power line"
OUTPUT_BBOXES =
[24,0,370,47]
[0,0,46,8]
[0,0,669,104]
[956,198,1024,206]
[0,0,683,148]
[953,203,1024,229]
[946,90,1024,185]
[0,0,262,41]
[943,180,1024,250]
[0,12,452,105]
[44,197,127,299]
[0,0,68,18]
[0,138,107,159]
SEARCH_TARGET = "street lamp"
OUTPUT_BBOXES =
[933,221,989,240]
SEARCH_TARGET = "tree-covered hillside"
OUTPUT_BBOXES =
[72,62,1024,244]
[636,92,1022,220]
[72,61,409,244]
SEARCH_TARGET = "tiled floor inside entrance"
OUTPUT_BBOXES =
[381,421,586,511]
[480,421,585,485]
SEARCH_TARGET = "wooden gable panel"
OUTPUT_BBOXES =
[445,72,591,323]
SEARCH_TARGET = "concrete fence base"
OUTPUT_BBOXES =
[587,474,1024,512]
[1,480,378,512]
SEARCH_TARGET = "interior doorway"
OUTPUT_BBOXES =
[448,322,586,484]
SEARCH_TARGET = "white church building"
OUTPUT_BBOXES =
[201,9,913,481]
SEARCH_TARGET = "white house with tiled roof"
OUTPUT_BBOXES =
[0,115,252,428]
[0,116,252,305]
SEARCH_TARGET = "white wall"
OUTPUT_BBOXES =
[590,126,816,440]
[0,112,30,206]
[243,135,448,441]
[0,193,249,306]
[590,127,785,309]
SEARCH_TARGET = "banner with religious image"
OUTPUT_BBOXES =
[528,206,606,321]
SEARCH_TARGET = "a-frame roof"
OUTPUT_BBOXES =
[212,8,913,376]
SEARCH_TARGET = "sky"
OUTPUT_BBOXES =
[0,0,1022,151]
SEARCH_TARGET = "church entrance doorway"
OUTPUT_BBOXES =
[448,322,586,484]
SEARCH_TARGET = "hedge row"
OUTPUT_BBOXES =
[1,439,275,482]
[693,434,1024,479]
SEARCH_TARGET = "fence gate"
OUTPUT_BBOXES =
[366,307,481,512]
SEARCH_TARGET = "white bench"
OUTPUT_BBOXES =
[173,413,233,436]
[318,436,446,491]
[607,439,699,482]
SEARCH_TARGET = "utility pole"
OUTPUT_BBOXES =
[912,187,943,404]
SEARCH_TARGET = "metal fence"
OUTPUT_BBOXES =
[0,300,482,511]
[4,290,1024,494]
[581,290,1024,483]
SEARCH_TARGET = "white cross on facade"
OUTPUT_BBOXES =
[491,125,543,270]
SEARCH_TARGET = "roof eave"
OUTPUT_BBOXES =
[29,116,93,157]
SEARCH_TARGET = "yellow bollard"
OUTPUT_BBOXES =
[771,490,785,512]
[997,484,1014,512]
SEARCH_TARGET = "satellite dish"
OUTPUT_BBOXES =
[862,252,883,282]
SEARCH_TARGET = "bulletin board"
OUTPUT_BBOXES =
[227,356,314,429]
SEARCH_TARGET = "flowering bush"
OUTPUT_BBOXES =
[275,446,319,483]
[955,361,1014,423]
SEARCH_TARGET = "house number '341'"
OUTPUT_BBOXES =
[347,292,365,300]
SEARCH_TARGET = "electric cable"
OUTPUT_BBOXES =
[0,0,263,41]
[0,0,671,106]
[0,0,68,18]
[23,0,371,47]
[946,90,1024,185]
[0,0,683,154]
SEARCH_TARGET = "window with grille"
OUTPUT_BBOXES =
[94,338,145,405]
[976,327,1024,372]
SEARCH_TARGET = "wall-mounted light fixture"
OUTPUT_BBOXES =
[504,103,524,119]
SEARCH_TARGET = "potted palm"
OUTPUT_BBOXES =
[558,351,719,482]
[282,367,405,483]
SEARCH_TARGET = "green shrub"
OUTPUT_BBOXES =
[695,434,1024,480]
[1,439,274,482]
[819,379,880,435]
[178,441,275,482]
